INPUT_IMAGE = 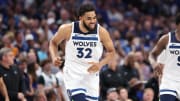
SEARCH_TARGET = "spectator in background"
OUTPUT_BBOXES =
[37,41,49,62]
[141,20,156,48]
[18,58,34,101]
[0,47,26,101]
[142,88,154,101]
[57,8,71,25]
[13,31,28,52]
[37,59,64,101]
[134,51,152,81]
[2,33,19,57]
[145,67,160,101]
[27,50,42,77]
[111,29,126,58]
[117,87,132,101]
[107,6,123,27]
[25,32,37,52]
[46,90,57,101]
[37,59,58,92]
[33,89,47,101]
[100,53,128,100]
[128,78,145,101]
[27,50,37,64]
[120,52,140,82]
[106,88,119,101]
[27,62,38,90]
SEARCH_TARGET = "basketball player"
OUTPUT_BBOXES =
[149,13,180,101]
[49,3,115,101]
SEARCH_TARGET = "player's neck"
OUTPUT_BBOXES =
[79,21,89,33]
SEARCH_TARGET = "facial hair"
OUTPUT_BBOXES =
[83,21,95,32]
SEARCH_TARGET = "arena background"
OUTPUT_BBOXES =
[0,0,179,101]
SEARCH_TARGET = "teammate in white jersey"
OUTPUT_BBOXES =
[149,13,180,101]
[49,3,115,101]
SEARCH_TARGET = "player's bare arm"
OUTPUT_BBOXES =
[149,34,169,68]
[88,26,115,73]
[149,34,169,76]
[49,23,72,66]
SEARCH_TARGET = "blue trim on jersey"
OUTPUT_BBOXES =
[72,36,98,40]
[170,31,180,43]
[73,21,98,34]
[160,89,177,95]
[169,45,180,49]
[71,88,87,93]
[86,95,99,100]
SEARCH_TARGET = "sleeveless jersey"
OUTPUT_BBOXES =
[163,31,180,81]
[64,21,103,74]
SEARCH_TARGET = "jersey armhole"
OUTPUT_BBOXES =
[97,24,101,42]
[168,32,171,43]
[165,32,171,49]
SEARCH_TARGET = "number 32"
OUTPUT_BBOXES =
[76,48,92,58]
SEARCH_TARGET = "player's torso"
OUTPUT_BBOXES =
[64,21,103,73]
[163,31,180,81]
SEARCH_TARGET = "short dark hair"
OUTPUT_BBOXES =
[78,3,96,17]
[40,59,51,67]
[176,13,180,25]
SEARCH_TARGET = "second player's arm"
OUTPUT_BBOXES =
[149,34,168,68]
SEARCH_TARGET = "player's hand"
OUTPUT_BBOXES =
[87,62,101,73]
[52,57,63,67]
[153,63,164,77]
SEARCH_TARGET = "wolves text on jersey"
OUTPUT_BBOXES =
[170,50,180,55]
[73,41,97,47]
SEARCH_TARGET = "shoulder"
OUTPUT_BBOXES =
[58,23,72,33]
[158,33,169,48]
[160,34,169,41]
[98,25,111,41]
[99,25,108,34]
[52,23,73,41]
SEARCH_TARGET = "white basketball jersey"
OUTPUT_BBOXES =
[163,32,180,81]
[64,21,103,74]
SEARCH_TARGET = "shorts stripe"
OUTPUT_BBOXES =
[160,89,177,96]
[70,88,87,96]
[86,95,99,100]
[71,88,87,93]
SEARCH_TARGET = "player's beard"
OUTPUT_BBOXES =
[83,21,95,32]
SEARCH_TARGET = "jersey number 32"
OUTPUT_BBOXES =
[76,48,92,58]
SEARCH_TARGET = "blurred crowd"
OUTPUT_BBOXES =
[0,0,179,101]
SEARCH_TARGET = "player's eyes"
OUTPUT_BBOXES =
[87,16,96,20]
